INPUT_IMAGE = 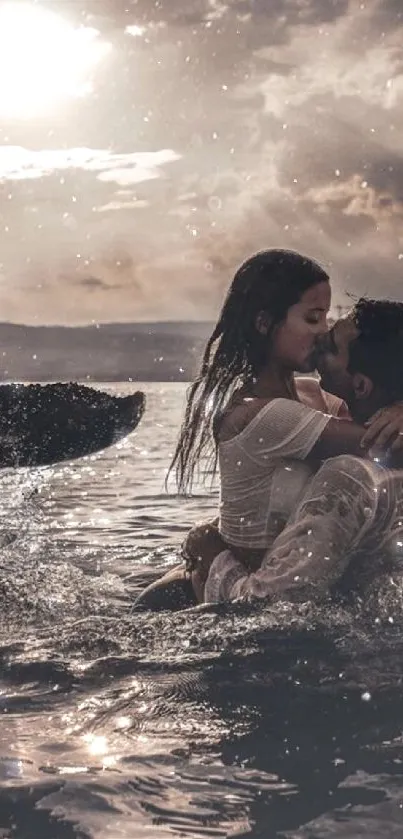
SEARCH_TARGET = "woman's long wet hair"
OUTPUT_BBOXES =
[168,248,329,494]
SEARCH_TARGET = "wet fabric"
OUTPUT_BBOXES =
[205,455,403,603]
[218,396,333,550]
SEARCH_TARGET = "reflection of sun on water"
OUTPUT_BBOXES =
[82,733,117,768]
[0,3,110,118]
[83,732,108,756]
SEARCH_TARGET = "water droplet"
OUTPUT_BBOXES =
[208,195,222,211]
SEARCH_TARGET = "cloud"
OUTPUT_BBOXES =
[302,174,403,225]
[0,146,180,186]
[76,276,109,290]
[1,0,403,324]
[125,25,146,37]
[86,0,349,30]
[95,199,149,212]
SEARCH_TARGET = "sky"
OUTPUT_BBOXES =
[0,0,402,324]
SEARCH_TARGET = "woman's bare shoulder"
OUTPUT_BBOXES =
[217,394,270,444]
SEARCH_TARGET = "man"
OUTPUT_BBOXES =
[203,298,403,603]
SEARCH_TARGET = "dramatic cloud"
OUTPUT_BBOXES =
[0,147,179,184]
[0,0,403,324]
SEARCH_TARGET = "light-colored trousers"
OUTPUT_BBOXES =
[204,456,403,603]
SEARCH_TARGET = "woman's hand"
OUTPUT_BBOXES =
[361,403,403,453]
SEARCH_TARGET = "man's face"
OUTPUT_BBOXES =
[315,313,360,404]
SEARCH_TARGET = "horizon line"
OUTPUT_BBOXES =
[0,318,216,329]
[0,311,347,329]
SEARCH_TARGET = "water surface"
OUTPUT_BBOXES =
[1,383,403,839]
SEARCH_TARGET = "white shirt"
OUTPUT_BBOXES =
[218,379,344,550]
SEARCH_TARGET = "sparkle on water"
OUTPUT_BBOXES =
[1,383,403,839]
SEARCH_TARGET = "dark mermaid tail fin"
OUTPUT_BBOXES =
[0,382,145,467]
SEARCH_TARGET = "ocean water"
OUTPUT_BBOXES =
[1,383,403,838]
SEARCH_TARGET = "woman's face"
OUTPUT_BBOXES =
[271,281,331,373]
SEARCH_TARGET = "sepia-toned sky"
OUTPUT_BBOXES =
[0,0,403,324]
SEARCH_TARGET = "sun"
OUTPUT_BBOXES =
[0,3,110,118]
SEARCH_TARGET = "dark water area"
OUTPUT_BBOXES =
[1,383,403,838]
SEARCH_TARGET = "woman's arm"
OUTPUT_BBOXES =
[312,415,403,464]
[251,398,403,464]
[311,416,368,460]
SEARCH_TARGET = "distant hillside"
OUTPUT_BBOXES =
[0,322,214,382]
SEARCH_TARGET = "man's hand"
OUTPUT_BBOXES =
[182,519,225,580]
[181,519,225,603]
[361,403,403,452]
[181,520,266,602]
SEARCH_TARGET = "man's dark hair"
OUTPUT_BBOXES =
[349,298,403,400]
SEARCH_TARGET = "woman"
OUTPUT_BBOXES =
[135,249,398,610]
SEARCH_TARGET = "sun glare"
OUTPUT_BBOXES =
[0,3,110,118]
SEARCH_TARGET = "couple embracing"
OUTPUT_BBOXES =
[137,249,403,611]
